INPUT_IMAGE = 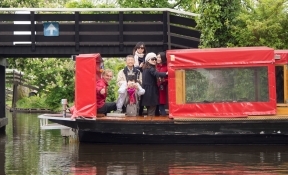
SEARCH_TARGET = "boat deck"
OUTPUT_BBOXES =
[39,113,288,122]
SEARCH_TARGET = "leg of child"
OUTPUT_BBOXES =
[116,92,127,113]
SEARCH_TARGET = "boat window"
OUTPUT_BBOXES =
[276,66,284,103]
[175,67,269,104]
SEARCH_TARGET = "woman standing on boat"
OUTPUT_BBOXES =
[133,42,146,115]
[133,42,146,71]
[142,52,168,116]
[156,52,168,116]
[96,69,117,115]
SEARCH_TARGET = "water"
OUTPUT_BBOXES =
[1,110,288,174]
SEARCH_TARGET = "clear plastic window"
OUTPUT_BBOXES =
[175,67,269,104]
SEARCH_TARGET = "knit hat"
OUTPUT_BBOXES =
[145,52,157,62]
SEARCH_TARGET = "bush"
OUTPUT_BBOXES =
[16,95,47,109]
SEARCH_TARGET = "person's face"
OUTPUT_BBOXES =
[156,54,162,64]
[103,72,113,83]
[136,45,145,54]
[148,57,157,65]
[126,56,135,67]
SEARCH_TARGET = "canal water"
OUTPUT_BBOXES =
[1,110,288,174]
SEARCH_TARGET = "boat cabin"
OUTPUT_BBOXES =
[71,47,288,119]
[274,50,288,114]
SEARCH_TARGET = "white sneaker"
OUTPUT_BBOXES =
[114,109,122,113]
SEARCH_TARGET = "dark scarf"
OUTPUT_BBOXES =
[123,66,140,82]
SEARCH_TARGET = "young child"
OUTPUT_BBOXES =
[116,75,145,113]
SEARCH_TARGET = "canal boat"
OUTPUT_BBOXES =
[38,47,288,144]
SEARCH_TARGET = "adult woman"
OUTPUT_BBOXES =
[141,52,168,116]
[133,42,146,115]
[96,69,117,115]
[156,52,168,116]
[133,42,147,70]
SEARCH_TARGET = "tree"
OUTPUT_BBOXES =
[229,0,288,49]
[195,0,242,48]
[117,0,193,11]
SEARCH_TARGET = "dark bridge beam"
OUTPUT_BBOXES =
[0,45,168,58]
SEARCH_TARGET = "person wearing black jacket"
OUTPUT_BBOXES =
[141,52,168,116]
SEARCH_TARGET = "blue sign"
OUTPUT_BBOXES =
[43,22,59,36]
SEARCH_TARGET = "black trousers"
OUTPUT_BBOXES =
[97,102,116,115]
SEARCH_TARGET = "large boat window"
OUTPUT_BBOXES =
[175,67,269,104]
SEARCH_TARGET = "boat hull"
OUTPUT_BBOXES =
[78,131,288,144]
[49,115,288,144]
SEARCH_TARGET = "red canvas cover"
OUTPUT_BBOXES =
[72,53,101,118]
[166,47,276,118]
[275,50,288,64]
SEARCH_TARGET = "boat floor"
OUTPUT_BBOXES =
[39,113,288,122]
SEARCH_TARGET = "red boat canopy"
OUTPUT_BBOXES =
[275,50,288,64]
[72,53,103,118]
[166,47,276,118]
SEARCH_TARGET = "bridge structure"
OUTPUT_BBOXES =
[0,8,201,132]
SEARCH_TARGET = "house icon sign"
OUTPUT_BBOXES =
[43,22,59,36]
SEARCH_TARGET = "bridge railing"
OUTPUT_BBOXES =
[0,8,200,53]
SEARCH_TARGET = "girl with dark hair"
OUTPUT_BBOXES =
[133,42,147,70]
[156,52,168,116]
[142,52,168,116]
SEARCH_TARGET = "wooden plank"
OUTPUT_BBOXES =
[0,14,30,21]
[123,34,162,42]
[170,15,197,27]
[123,14,162,21]
[277,107,288,115]
[35,14,75,21]
[0,22,164,32]
[170,24,200,38]
[124,23,163,32]
[170,43,190,49]
[79,14,119,21]
[171,35,199,48]
[175,70,185,104]
[0,33,163,42]
[277,103,288,107]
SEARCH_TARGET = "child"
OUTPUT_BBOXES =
[116,75,145,113]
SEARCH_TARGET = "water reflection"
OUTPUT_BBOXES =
[74,144,288,175]
[2,111,288,174]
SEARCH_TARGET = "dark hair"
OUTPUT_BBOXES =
[157,52,167,64]
[127,74,136,82]
[133,42,147,54]
[142,61,153,70]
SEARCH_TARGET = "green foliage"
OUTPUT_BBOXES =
[103,58,126,102]
[65,0,117,10]
[16,95,47,108]
[117,0,193,11]
[65,0,96,8]
[196,0,241,48]
[7,58,75,110]
[45,86,74,110]
[229,0,288,49]
[0,0,70,8]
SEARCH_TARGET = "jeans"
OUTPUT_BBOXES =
[159,104,166,116]
[97,102,117,115]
